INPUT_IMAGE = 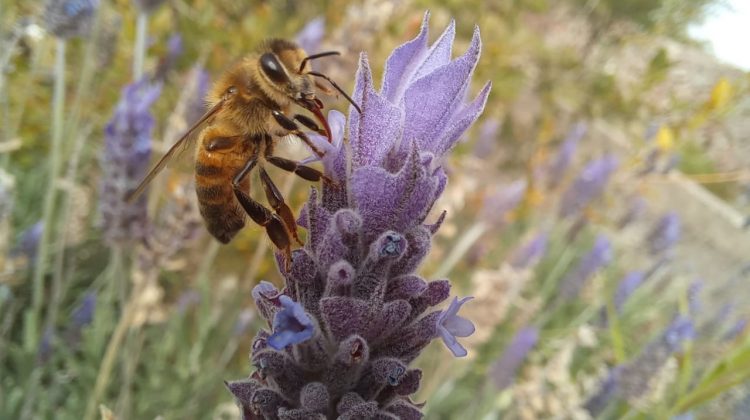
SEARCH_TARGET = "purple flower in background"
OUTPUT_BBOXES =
[613,271,646,312]
[71,291,96,328]
[480,179,527,227]
[671,413,695,420]
[687,279,703,315]
[724,318,748,341]
[472,118,501,157]
[184,66,211,125]
[647,212,681,255]
[268,296,315,350]
[490,327,539,390]
[99,80,161,245]
[228,13,490,418]
[584,366,622,416]
[509,232,548,269]
[13,221,44,263]
[43,0,99,39]
[586,316,695,414]
[437,297,475,357]
[295,16,325,54]
[617,195,648,229]
[133,0,165,14]
[559,235,613,300]
[547,122,586,189]
[558,154,618,219]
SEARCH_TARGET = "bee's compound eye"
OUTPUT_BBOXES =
[260,53,289,84]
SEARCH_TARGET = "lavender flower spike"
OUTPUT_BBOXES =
[647,212,681,255]
[558,154,618,219]
[490,327,539,390]
[99,80,161,246]
[547,122,586,189]
[229,13,490,419]
[560,235,613,300]
[437,297,475,357]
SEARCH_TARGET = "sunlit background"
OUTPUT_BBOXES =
[1,0,749,419]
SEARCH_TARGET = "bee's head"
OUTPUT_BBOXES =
[257,39,316,104]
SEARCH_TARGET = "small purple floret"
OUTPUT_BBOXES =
[437,296,476,357]
[267,296,315,350]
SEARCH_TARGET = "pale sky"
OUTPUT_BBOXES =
[689,0,750,70]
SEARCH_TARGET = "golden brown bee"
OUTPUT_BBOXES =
[126,39,360,271]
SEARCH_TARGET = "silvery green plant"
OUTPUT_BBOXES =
[226,13,491,419]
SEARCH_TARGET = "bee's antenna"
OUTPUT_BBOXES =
[298,51,340,73]
[307,71,362,114]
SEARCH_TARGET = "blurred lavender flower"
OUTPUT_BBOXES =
[558,155,618,219]
[559,235,613,300]
[586,316,695,414]
[547,122,586,189]
[14,221,44,263]
[233,309,255,337]
[724,318,747,341]
[509,232,548,269]
[490,327,539,390]
[175,290,201,314]
[295,16,325,53]
[617,195,648,229]
[613,270,646,312]
[71,291,96,328]
[154,33,184,81]
[228,13,490,418]
[671,412,694,420]
[43,0,99,39]
[184,67,210,125]
[99,80,161,245]
[472,118,501,157]
[647,212,681,255]
[687,279,703,315]
[133,0,165,14]
[480,179,527,228]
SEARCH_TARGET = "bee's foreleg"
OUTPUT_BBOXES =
[271,110,326,157]
[232,156,292,272]
[258,166,303,247]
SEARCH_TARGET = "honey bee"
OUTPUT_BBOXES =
[126,39,361,271]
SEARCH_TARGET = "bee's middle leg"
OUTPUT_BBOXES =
[231,156,292,271]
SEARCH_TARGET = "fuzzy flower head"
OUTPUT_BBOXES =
[229,13,490,419]
[547,122,586,189]
[99,80,161,245]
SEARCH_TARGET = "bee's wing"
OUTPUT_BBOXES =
[125,100,225,202]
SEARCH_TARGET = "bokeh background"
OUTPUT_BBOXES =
[1,0,750,419]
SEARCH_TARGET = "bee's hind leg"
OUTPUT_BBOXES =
[232,156,292,272]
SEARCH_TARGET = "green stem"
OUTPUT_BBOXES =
[133,13,148,80]
[31,38,66,346]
